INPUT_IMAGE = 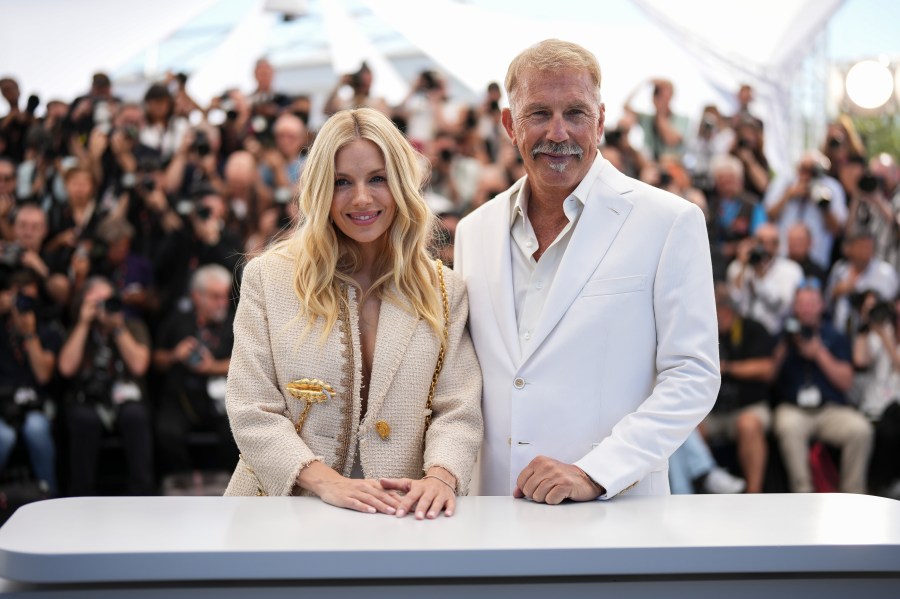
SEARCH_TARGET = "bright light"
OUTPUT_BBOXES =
[845,60,894,109]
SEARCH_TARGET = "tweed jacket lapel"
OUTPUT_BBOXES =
[362,291,420,427]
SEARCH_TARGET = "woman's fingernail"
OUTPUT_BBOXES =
[396,509,405,517]
[427,512,435,519]
[387,507,396,514]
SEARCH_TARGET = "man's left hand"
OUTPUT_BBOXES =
[514,456,604,504]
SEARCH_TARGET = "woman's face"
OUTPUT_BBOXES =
[330,139,397,250]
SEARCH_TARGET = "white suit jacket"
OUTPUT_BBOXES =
[454,156,720,498]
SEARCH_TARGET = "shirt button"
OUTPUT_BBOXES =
[513,377,525,389]
[535,281,543,289]
[523,331,532,340]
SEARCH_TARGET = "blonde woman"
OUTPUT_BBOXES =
[224,108,483,520]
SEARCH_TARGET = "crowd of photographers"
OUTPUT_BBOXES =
[0,60,899,501]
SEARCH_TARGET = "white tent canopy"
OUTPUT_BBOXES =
[0,0,846,176]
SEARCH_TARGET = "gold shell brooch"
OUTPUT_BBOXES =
[286,378,335,434]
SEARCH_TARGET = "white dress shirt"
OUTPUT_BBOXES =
[510,155,604,354]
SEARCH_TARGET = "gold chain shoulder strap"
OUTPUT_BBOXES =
[424,259,450,434]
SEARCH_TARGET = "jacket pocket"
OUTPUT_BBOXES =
[581,275,646,297]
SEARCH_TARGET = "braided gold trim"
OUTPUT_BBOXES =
[333,284,355,476]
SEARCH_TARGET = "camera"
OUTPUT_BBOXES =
[784,317,815,340]
[25,95,40,116]
[748,244,770,266]
[858,172,883,194]
[701,116,716,133]
[102,295,124,314]
[191,130,211,157]
[604,128,623,148]
[15,294,37,313]
[195,205,213,221]
[869,301,895,325]
[186,342,207,367]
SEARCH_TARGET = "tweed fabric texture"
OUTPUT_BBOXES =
[224,249,483,497]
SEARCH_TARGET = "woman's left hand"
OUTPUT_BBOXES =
[380,468,457,520]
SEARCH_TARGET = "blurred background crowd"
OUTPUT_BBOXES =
[1,0,900,516]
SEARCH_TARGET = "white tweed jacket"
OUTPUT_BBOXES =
[224,249,483,497]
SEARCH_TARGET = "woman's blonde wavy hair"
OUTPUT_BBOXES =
[268,107,441,341]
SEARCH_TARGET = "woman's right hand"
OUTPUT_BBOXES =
[297,461,401,515]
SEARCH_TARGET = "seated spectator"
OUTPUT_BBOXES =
[786,223,827,290]
[0,268,61,495]
[764,151,847,270]
[727,223,804,335]
[826,230,898,337]
[772,283,873,494]
[153,265,236,484]
[852,293,900,498]
[668,429,746,494]
[58,276,154,495]
[703,284,776,493]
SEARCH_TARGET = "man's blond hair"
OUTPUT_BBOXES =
[505,39,601,112]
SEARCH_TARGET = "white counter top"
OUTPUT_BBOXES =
[0,494,898,584]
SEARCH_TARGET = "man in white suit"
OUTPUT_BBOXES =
[454,39,720,502]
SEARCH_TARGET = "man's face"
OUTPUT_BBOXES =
[714,170,742,198]
[255,61,273,90]
[787,227,810,260]
[275,122,306,159]
[794,288,823,327]
[847,237,874,269]
[503,68,603,201]
[13,208,47,251]
[193,279,231,324]
[65,172,94,205]
[754,226,779,259]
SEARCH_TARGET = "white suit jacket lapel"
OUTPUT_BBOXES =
[520,160,635,365]
[482,180,524,366]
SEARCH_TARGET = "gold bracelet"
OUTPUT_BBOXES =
[423,475,456,494]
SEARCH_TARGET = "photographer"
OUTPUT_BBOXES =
[3,203,71,308]
[852,293,900,497]
[153,265,235,483]
[44,165,107,272]
[58,276,153,496]
[0,269,60,496]
[0,159,16,238]
[154,192,242,315]
[258,113,307,193]
[623,78,689,161]
[85,217,155,319]
[140,84,188,162]
[727,223,804,335]
[707,155,766,270]
[164,126,225,199]
[845,156,897,266]
[729,116,770,197]
[772,282,873,494]
[764,151,847,270]
[0,77,37,164]
[402,69,457,144]
[324,62,389,118]
[826,230,898,336]
[786,223,827,290]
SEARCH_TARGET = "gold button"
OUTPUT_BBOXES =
[375,420,391,440]
[514,378,525,389]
